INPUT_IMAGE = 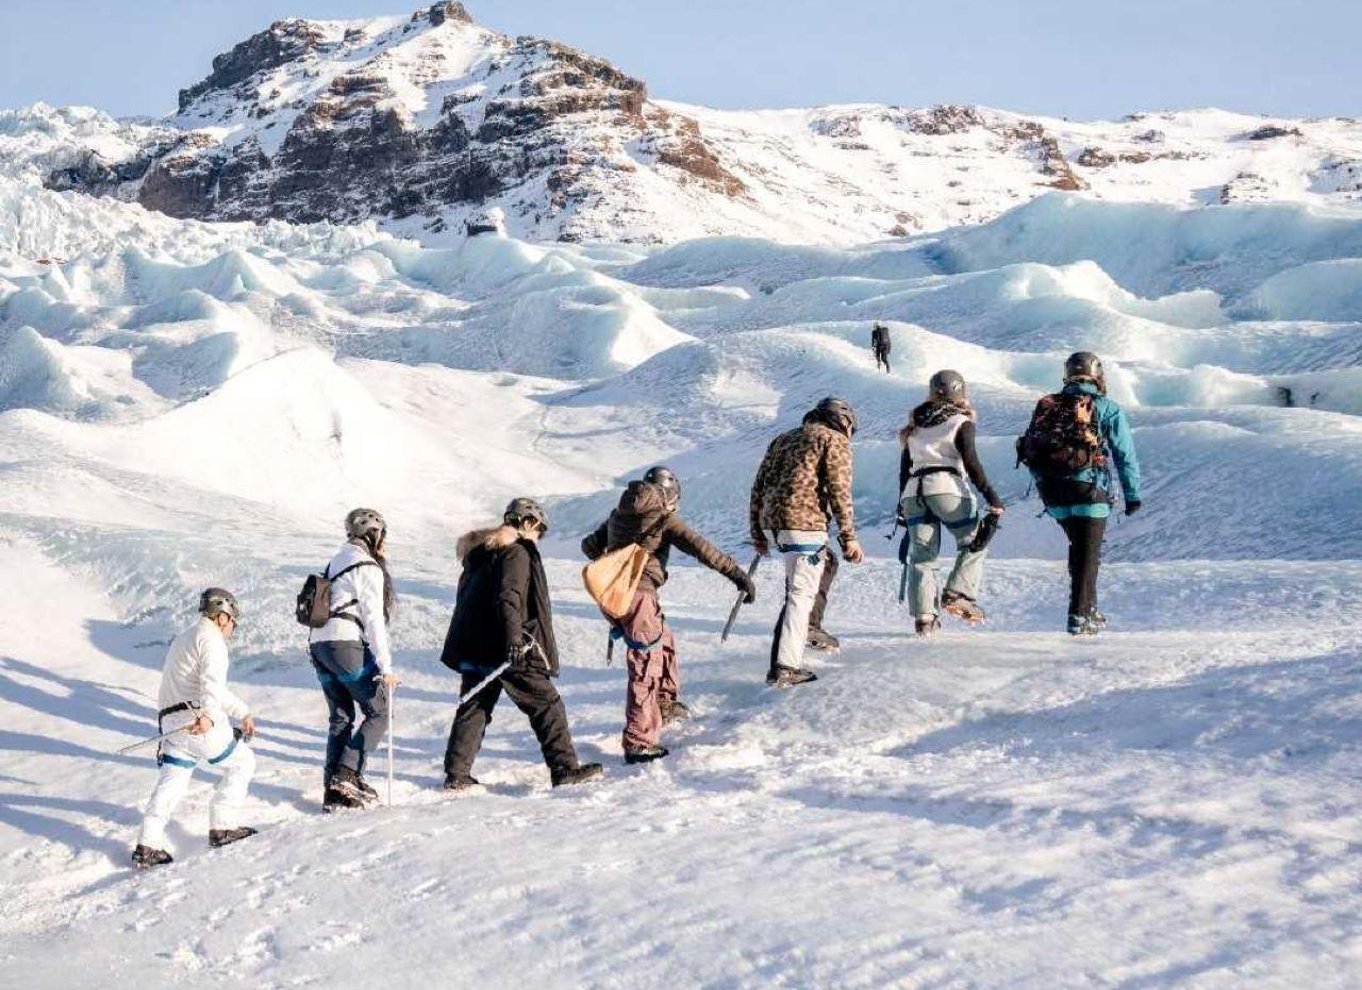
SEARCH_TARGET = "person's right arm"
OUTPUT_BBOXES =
[821,433,861,559]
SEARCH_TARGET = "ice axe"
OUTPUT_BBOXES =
[116,724,193,756]
[721,555,761,643]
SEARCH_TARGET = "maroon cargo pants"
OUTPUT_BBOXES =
[618,590,678,752]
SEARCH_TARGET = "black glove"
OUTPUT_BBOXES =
[732,571,757,604]
[1125,500,1142,517]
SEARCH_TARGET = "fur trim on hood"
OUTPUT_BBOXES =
[457,525,520,560]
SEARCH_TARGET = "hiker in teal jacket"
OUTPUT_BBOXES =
[1024,352,1142,634]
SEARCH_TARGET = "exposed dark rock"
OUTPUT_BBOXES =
[178,20,328,113]
[427,2,473,26]
[1035,136,1085,190]
[908,105,985,135]
[1243,124,1303,141]
[1077,147,1117,168]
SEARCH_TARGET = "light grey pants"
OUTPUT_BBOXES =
[904,491,987,619]
[766,529,828,672]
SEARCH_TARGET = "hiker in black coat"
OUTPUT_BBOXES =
[440,498,603,790]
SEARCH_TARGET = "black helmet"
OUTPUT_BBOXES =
[504,496,549,533]
[928,369,967,402]
[643,465,681,505]
[345,507,387,544]
[810,396,858,438]
[199,587,241,623]
[1064,351,1104,386]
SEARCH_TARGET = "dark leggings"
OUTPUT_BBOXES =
[1058,516,1106,616]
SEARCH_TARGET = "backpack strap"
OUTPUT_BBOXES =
[324,559,381,631]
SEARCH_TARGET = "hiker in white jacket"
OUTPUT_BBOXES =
[310,507,398,810]
[132,588,256,869]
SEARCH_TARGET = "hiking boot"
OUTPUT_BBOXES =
[623,745,669,765]
[209,826,257,849]
[131,844,173,869]
[328,767,369,806]
[806,626,840,652]
[355,776,380,803]
[1087,608,1108,630]
[660,698,691,725]
[766,664,818,688]
[915,616,941,637]
[552,763,605,787]
[323,786,365,812]
[1067,614,1099,636]
[941,592,985,624]
[442,774,481,792]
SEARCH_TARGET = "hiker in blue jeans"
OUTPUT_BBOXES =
[309,507,399,810]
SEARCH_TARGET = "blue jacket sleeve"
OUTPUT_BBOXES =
[1099,399,1142,502]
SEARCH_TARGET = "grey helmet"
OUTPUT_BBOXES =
[928,369,967,402]
[199,587,241,622]
[345,507,387,545]
[811,396,858,438]
[1064,351,1105,387]
[504,496,549,533]
[643,465,681,506]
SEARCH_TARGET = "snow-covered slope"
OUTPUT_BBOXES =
[20,3,1362,245]
[3,36,1362,986]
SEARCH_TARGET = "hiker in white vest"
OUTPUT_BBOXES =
[310,507,398,811]
[897,371,1005,635]
[132,588,256,868]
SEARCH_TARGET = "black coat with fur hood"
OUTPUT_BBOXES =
[440,526,560,677]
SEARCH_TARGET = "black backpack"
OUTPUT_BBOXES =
[295,560,379,629]
[1017,392,1107,476]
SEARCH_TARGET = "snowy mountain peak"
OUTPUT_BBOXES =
[20,7,1362,245]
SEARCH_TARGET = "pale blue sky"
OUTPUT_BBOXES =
[1,0,1356,120]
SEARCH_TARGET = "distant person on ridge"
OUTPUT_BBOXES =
[897,370,1005,636]
[749,397,863,687]
[310,508,399,811]
[442,498,603,789]
[582,468,756,764]
[871,322,892,373]
[1018,352,1142,635]
[132,589,256,869]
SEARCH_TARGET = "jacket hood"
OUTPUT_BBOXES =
[457,525,521,560]
[618,480,667,519]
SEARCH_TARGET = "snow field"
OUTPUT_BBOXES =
[0,141,1360,986]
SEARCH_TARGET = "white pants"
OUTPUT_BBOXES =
[767,529,829,671]
[138,722,255,851]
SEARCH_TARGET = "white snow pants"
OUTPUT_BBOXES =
[138,721,255,851]
[767,529,829,672]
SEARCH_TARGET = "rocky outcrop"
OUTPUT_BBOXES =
[1243,124,1303,142]
[52,4,736,236]
[177,19,328,113]
[1036,136,1085,191]
[1077,147,1117,169]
